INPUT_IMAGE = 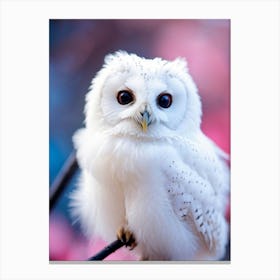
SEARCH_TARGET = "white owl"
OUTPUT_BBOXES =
[71,51,230,261]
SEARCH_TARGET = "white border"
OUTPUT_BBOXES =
[0,0,279,279]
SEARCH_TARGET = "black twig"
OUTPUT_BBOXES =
[50,151,78,211]
[87,239,124,261]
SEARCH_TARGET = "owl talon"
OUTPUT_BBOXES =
[117,227,137,250]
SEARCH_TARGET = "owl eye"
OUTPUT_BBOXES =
[117,90,134,105]
[157,93,172,108]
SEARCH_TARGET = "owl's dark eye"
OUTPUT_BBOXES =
[157,93,172,108]
[117,90,134,105]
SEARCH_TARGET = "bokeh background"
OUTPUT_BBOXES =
[49,19,230,261]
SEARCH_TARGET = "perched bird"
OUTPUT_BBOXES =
[71,51,230,261]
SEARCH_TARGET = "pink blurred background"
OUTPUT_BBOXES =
[49,19,230,261]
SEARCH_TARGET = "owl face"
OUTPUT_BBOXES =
[85,51,202,138]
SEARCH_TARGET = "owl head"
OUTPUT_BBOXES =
[84,51,202,139]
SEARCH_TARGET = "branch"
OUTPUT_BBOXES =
[87,239,124,261]
[49,151,78,211]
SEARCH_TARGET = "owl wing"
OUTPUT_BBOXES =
[163,139,229,251]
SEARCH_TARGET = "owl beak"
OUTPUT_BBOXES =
[140,110,151,133]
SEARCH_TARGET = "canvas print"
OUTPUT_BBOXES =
[49,19,230,261]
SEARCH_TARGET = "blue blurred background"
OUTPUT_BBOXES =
[49,19,230,260]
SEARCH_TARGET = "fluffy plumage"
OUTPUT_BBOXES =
[71,51,230,261]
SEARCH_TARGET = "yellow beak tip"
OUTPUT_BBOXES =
[141,121,148,132]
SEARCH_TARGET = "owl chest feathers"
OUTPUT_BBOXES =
[93,135,167,190]
[89,132,223,190]
[76,127,226,204]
